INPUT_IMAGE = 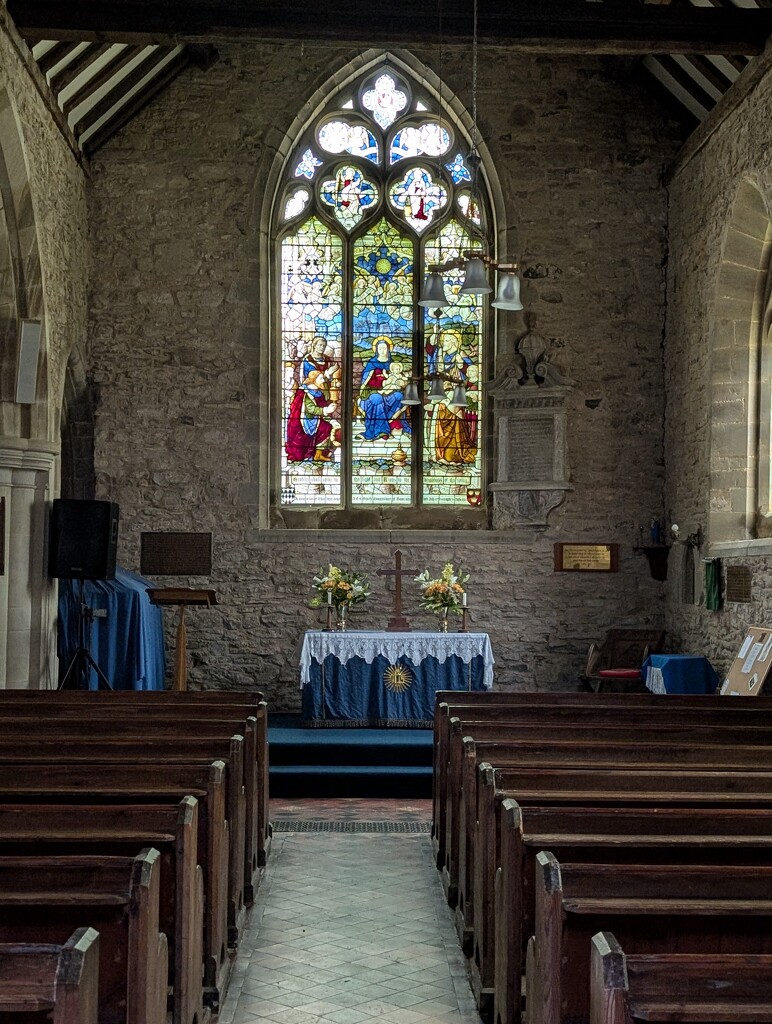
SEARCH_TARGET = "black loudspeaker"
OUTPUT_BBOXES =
[49,499,119,580]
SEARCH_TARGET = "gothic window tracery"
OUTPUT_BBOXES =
[276,64,488,510]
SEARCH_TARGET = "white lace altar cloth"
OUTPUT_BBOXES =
[299,630,494,690]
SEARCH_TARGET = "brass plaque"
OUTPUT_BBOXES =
[141,532,212,576]
[554,543,619,573]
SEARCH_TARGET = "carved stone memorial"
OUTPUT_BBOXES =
[486,326,573,527]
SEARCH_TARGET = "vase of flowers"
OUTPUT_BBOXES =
[414,562,469,632]
[311,564,370,631]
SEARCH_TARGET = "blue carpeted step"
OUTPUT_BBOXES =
[268,713,432,798]
[269,727,433,767]
[269,764,432,799]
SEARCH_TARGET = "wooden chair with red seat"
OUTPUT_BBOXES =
[579,628,666,692]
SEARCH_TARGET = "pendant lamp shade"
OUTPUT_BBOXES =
[459,257,492,295]
[428,377,446,403]
[449,384,468,409]
[403,381,421,405]
[491,271,524,311]
[418,271,449,308]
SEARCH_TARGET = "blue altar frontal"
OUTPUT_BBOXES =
[300,630,494,727]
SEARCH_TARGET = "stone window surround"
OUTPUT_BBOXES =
[708,177,772,549]
[257,48,510,533]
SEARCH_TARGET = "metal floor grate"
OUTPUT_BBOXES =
[272,820,431,833]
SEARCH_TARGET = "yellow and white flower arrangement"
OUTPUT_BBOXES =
[310,564,370,609]
[414,562,469,615]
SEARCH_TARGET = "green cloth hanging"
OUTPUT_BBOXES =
[704,558,722,611]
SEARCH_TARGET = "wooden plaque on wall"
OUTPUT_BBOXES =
[554,542,619,573]
[141,532,212,576]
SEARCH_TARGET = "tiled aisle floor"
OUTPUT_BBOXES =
[219,831,480,1024]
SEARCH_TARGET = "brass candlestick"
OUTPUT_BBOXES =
[459,607,469,633]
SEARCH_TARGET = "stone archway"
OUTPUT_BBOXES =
[0,87,56,687]
[709,179,772,543]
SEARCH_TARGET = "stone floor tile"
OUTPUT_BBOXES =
[217,828,481,1024]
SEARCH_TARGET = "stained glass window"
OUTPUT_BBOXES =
[362,73,408,128]
[445,152,472,184]
[422,222,483,506]
[294,148,323,180]
[389,168,448,233]
[320,165,378,231]
[390,122,451,164]
[284,187,310,221]
[318,120,379,163]
[277,63,490,513]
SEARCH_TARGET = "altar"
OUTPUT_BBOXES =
[299,630,494,727]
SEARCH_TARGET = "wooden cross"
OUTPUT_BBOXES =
[377,549,418,632]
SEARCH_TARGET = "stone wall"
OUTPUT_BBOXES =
[664,49,772,679]
[0,9,88,444]
[88,41,681,706]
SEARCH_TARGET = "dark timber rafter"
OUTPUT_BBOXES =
[7,0,772,54]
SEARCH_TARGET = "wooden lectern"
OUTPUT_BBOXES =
[148,588,217,691]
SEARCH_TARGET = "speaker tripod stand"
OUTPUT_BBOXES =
[58,578,112,690]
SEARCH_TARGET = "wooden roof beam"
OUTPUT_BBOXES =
[7,0,772,55]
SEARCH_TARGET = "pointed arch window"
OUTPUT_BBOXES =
[276,63,489,512]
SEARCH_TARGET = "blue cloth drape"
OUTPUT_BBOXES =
[57,567,165,690]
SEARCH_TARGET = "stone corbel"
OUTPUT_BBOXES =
[488,483,570,528]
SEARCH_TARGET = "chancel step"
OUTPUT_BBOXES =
[268,713,432,797]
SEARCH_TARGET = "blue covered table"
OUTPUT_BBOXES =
[299,630,494,727]
[58,568,166,690]
[643,654,718,695]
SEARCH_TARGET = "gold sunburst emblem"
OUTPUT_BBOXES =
[384,663,413,693]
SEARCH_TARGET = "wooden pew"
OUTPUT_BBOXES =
[0,689,270,867]
[0,926,100,1024]
[0,850,168,1024]
[0,694,271,870]
[439,707,772,891]
[590,931,772,1024]
[0,760,228,1006]
[452,730,772,945]
[0,798,203,1024]
[432,692,772,865]
[531,856,772,1024]
[0,725,251,923]
[469,755,772,1018]
[494,801,772,1024]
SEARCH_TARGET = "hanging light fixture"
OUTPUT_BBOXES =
[491,267,524,311]
[417,270,449,308]
[402,370,469,408]
[418,0,524,315]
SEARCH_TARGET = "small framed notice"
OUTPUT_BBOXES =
[554,542,619,573]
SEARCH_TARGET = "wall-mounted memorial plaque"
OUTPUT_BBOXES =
[554,543,619,573]
[141,532,212,576]
[485,328,574,527]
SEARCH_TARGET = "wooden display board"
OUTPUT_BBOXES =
[720,625,772,696]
